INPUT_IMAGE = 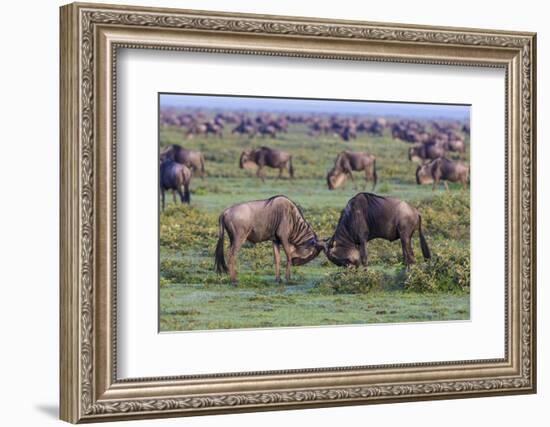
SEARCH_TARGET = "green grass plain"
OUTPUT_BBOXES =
[159,121,470,332]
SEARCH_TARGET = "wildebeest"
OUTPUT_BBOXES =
[239,147,294,181]
[320,193,431,268]
[446,137,466,153]
[327,151,377,191]
[159,144,206,179]
[337,124,357,142]
[185,120,223,139]
[159,159,191,210]
[257,124,278,138]
[232,118,257,138]
[408,142,446,162]
[416,158,469,191]
[215,195,323,285]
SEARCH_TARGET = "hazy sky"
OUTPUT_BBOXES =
[160,93,470,120]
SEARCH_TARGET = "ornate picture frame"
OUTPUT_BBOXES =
[60,2,536,423]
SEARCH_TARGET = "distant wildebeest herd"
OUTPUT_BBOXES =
[159,111,469,285]
[159,123,469,208]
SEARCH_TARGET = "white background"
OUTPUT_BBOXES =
[118,50,504,377]
[0,0,545,426]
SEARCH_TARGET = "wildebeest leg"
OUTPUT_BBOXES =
[359,238,368,269]
[228,236,246,286]
[161,188,165,211]
[272,241,281,282]
[276,167,283,181]
[347,171,357,190]
[432,168,442,191]
[172,190,177,204]
[178,183,190,204]
[407,234,415,265]
[256,166,265,183]
[177,187,185,204]
[400,234,415,267]
[279,238,292,282]
[400,238,409,267]
[444,181,449,192]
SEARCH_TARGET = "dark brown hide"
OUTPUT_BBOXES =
[408,142,446,162]
[159,159,192,210]
[159,144,206,178]
[239,147,294,181]
[416,158,469,191]
[327,151,377,191]
[325,193,431,268]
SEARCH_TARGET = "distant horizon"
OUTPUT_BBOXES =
[160,93,470,121]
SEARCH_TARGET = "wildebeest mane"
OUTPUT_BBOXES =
[332,193,387,245]
[265,194,305,220]
[331,204,353,245]
[360,193,387,231]
[360,192,387,204]
[265,195,316,241]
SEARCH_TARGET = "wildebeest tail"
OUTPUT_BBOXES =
[214,214,228,274]
[418,215,431,259]
[183,183,191,204]
[289,156,294,179]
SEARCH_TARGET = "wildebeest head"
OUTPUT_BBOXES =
[323,237,361,267]
[408,145,422,162]
[326,168,346,190]
[159,145,177,163]
[415,163,434,185]
[290,236,324,266]
[239,149,256,169]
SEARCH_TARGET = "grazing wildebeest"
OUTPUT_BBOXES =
[239,147,294,182]
[335,123,357,142]
[214,195,323,285]
[232,120,257,138]
[185,120,223,139]
[320,193,431,268]
[159,144,206,179]
[159,159,191,210]
[257,124,278,138]
[416,158,469,191]
[327,151,377,191]
[446,137,466,153]
[408,142,446,162]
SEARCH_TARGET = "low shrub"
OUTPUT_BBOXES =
[404,242,470,293]
[314,268,388,295]
[417,192,470,241]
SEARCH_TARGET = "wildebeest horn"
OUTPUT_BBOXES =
[315,239,328,252]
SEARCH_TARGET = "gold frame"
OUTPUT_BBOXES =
[60,2,537,423]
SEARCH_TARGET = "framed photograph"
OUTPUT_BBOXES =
[60,2,537,423]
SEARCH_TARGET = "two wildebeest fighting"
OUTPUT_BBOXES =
[215,193,431,285]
